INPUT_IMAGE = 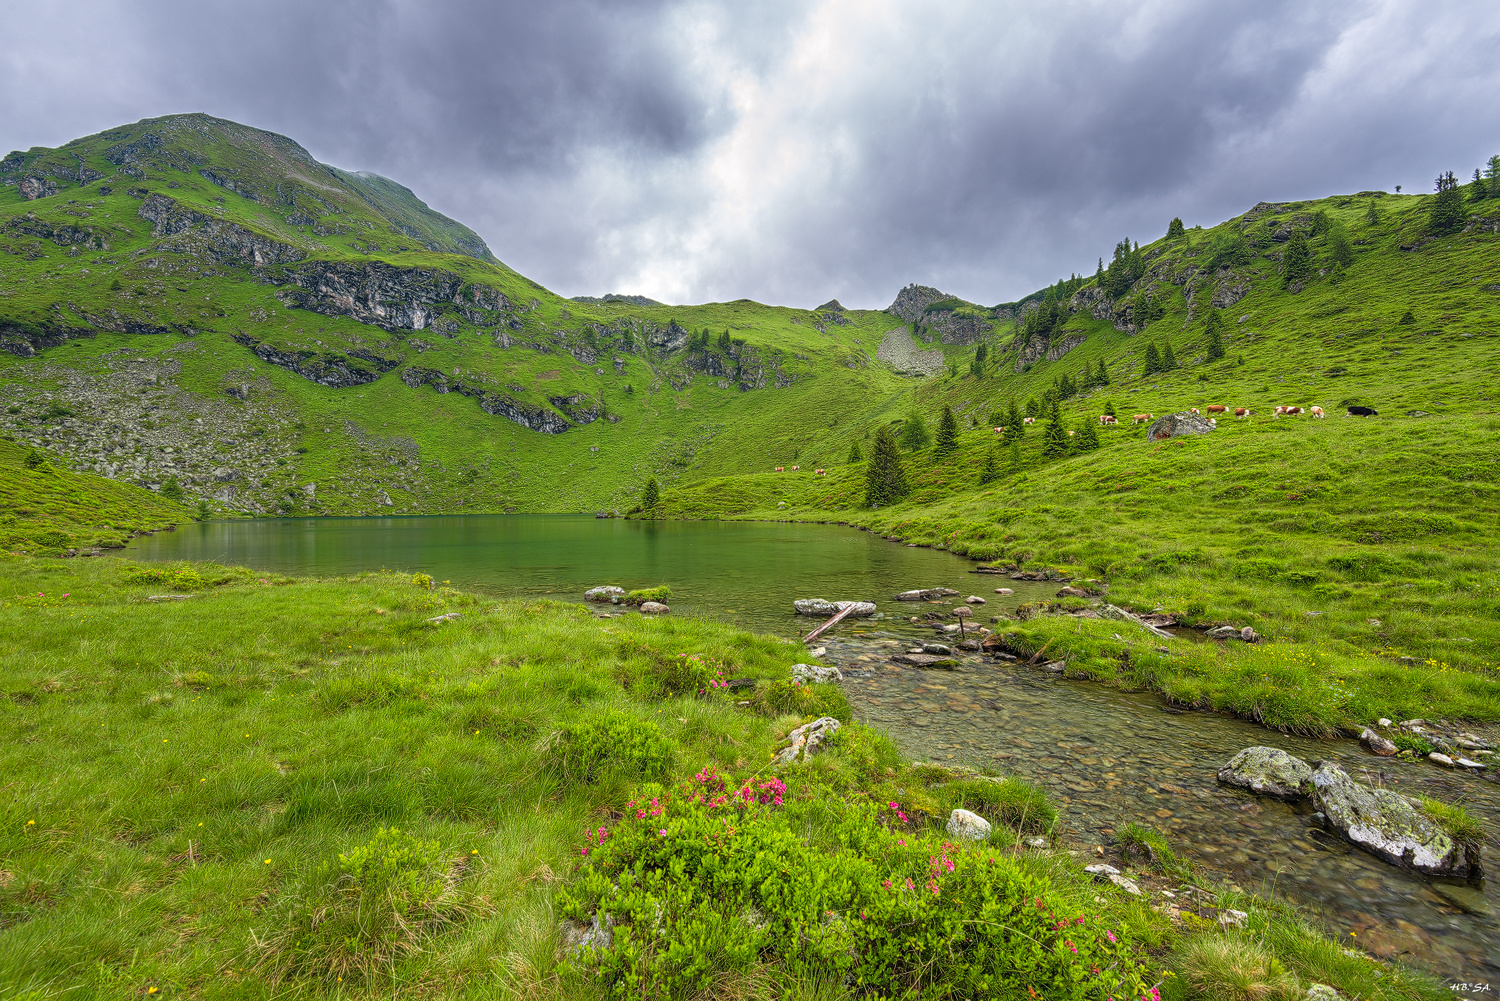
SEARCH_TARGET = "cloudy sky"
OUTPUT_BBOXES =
[2,0,1497,308]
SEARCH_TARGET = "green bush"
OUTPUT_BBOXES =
[752,677,851,721]
[549,711,673,784]
[560,775,1154,999]
[258,827,463,982]
[1392,733,1434,755]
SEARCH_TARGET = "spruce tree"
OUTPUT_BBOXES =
[1142,342,1161,376]
[1006,399,1023,443]
[1429,171,1465,234]
[848,440,862,463]
[717,328,732,352]
[1329,226,1354,269]
[1365,201,1381,226]
[1167,217,1186,239]
[864,427,909,508]
[1471,169,1488,204]
[979,446,1000,485]
[1204,310,1226,361]
[1160,340,1178,371]
[1073,416,1100,451]
[1486,155,1500,193]
[1096,359,1109,386]
[1283,231,1311,286]
[1024,397,1039,418]
[1103,399,1116,417]
[934,405,959,457]
[897,410,930,451]
[642,477,660,509]
[1042,413,1069,458]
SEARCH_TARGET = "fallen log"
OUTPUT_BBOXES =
[803,603,859,644]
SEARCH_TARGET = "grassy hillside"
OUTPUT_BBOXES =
[0,435,190,553]
[0,551,1450,1000]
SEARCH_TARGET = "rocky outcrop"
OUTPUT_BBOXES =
[1046,333,1086,361]
[815,299,846,312]
[0,321,93,358]
[584,586,625,602]
[1311,762,1479,877]
[137,194,304,266]
[772,716,841,766]
[1145,412,1216,441]
[273,259,512,332]
[549,393,602,424]
[17,176,60,200]
[885,284,952,323]
[3,213,106,249]
[1216,746,1314,799]
[876,327,945,377]
[232,333,393,388]
[401,366,570,433]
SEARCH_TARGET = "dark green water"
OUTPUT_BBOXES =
[125,514,1051,632]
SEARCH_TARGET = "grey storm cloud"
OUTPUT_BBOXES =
[3,0,1498,308]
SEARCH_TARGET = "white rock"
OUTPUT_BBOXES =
[791,663,843,684]
[1025,836,1048,848]
[965,595,986,604]
[425,612,461,624]
[772,716,841,766]
[1429,752,1455,767]
[1377,718,1393,727]
[1457,757,1485,769]
[1083,863,1121,878]
[946,809,992,841]
[994,587,1014,595]
[1217,908,1249,928]
[584,585,625,602]
[1304,984,1342,1001]
[807,646,826,658]
[639,601,670,614]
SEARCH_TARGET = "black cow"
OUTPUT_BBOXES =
[1346,405,1378,417]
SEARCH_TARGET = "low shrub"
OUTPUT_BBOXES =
[548,711,673,784]
[751,677,851,720]
[1392,733,1434,755]
[119,561,242,590]
[1175,934,1301,1001]
[256,827,465,982]
[560,773,1156,999]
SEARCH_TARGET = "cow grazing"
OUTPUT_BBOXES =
[1190,407,1201,415]
[1206,405,1227,415]
[1310,406,1325,419]
[993,426,1006,434]
[1068,430,1076,436]
[1234,408,1252,420]
[1098,414,1118,426]
[815,469,826,475]
[1130,413,1153,425]
[791,465,800,470]
[1275,406,1304,417]
[1023,416,1036,425]
[774,466,784,472]
[1346,405,1378,417]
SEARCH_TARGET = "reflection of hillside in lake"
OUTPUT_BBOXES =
[124,514,1057,634]
[829,634,1499,988]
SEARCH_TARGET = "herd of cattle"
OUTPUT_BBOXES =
[993,403,1379,433]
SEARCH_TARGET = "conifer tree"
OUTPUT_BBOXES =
[1009,438,1022,474]
[1024,397,1039,419]
[642,477,660,509]
[1073,416,1100,451]
[1486,155,1500,193]
[1429,171,1465,234]
[1329,226,1354,269]
[1160,340,1178,371]
[864,427,909,508]
[1142,342,1161,376]
[1096,359,1109,386]
[1042,412,1069,459]
[1282,231,1312,286]
[1471,169,1488,204]
[979,446,1000,485]
[717,329,732,352]
[1167,217,1186,239]
[897,410,930,451]
[934,405,959,457]
[848,440,862,463]
[1103,399,1116,417]
[1204,310,1226,361]
[1006,399,1023,443]
[1365,201,1381,226]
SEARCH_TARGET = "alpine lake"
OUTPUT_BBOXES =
[129,514,1500,990]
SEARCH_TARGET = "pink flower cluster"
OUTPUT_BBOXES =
[627,796,664,820]
[579,825,610,857]
[735,776,785,806]
[925,844,957,896]
[883,800,909,824]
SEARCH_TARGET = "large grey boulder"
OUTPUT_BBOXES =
[1145,412,1216,441]
[772,716,841,766]
[791,663,843,684]
[946,809,992,841]
[1310,762,1479,877]
[584,585,625,603]
[793,598,876,617]
[1216,746,1314,800]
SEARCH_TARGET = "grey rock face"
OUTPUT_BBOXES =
[139,194,304,266]
[1217,746,1314,800]
[1145,412,1216,441]
[885,284,952,323]
[1310,761,1478,877]
[233,333,394,388]
[875,326,945,377]
[401,366,570,433]
[946,808,992,841]
[793,598,876,617]
[772,716,841,766]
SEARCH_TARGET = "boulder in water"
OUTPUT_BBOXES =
[793,598,876,617]
[1310,761,1480,877]
[894,587,961,601]
[638,601,670,614]
[584,586,625,603]
[1216,746,1314,800]
[1360,728,1398,756]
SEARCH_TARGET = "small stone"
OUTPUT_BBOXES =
[1360,728,1398,756]
[639,601,670,614]
[1428,752,1454,767]
[965,595,986,604]
[1456,757,1485,769]
[1206,625,1242,640]
[791,663,843,684]
[1217,746,1314,799]
[1304,984,1342,1001]
[584,586,625,602]
[994,587,1014,595]
[1025,836,1048,848]
[1240,626,1257,643]
[1377,718,1393,727]
[807,646,826,658]
[1084,863,1120,878]
[952,607,973,618]
[921,643,953,655]
[425,612,461,624]
[946,809,992,841]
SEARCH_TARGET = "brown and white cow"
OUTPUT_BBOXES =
[1206,404,1227,415]
[815,469,826,475]
[1023,416,1036,425]
[1275,406,1304,417]
[1309,406,1324,418]
[1130,413,1154,425]
[1234,408,1251,420]
[774,466,784,472]
[1190,407,1201,415]
[1098,415,1118,426]
[791,465,800,470]
[993,426,1007,434]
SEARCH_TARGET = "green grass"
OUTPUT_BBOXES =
[0,551,1448,999]
[0,435,189,552]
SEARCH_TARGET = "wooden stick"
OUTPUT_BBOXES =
[803,603,859,644]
